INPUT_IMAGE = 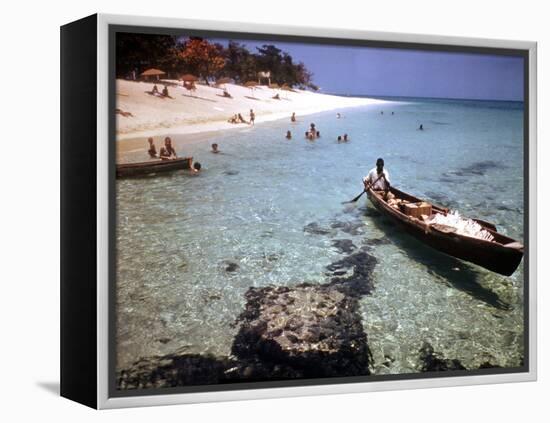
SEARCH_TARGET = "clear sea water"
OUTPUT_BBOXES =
[116,97,525,374]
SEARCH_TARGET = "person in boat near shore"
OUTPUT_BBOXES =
[249,109,255,125]
[211,143,219,153]
[363,158,392,199]
[285,130,292,139]
[159,137,177,160]
[291,112,296,122]
[147,137,157,158]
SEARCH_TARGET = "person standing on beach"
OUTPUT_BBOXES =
[249,109,255,125]
[159,137,177,160]
[363,158,391,194]
[147,137,157,158]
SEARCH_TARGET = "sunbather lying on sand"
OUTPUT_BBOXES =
[115,108,134,117]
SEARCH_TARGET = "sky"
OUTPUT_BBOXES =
[215,38,524,101]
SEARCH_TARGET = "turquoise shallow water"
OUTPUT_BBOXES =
[116,98,524,374]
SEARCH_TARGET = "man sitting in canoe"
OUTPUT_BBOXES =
[147,137,157,158]
[363,158,391,198]
[159,137,177,160]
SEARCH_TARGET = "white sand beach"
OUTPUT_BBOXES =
[116,79,389,141]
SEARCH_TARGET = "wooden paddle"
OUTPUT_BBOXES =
[342,173,385,204]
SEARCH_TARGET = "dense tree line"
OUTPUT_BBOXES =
[116,33,318,90]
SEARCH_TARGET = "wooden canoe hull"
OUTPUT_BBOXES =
[116,157,192,178]
[367,187,524,276]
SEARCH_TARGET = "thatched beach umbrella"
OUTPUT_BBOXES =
[140,68,166,81]
[181,74,199,96]
[216,77,233,86]
[181,74,199,82]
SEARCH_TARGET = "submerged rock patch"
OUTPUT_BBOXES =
[232,285,371,378]
[331,239,357,254]
[222,260,239,272]
[326,247,378,297]
[330,220,365,235]
[303,222,334,236]
[445,160,504,178]
[419,342,467,372]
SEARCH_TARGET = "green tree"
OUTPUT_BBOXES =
[115,33,177,78]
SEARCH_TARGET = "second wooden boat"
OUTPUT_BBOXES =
[116,157,192,178]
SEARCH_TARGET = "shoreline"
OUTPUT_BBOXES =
[116,79,395,144]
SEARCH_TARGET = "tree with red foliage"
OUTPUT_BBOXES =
[179,38,225,85]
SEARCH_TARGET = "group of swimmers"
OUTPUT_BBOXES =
[284,114,354,143]
[228,109,256,125]
[380,109,423,130]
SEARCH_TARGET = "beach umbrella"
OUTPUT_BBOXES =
[216,77,233,86]
[140,68,166,81]
[181,74,199,82]
[181,74,199,97]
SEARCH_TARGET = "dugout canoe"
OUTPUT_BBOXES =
[367,186,524,276]
[116,157,192,178]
